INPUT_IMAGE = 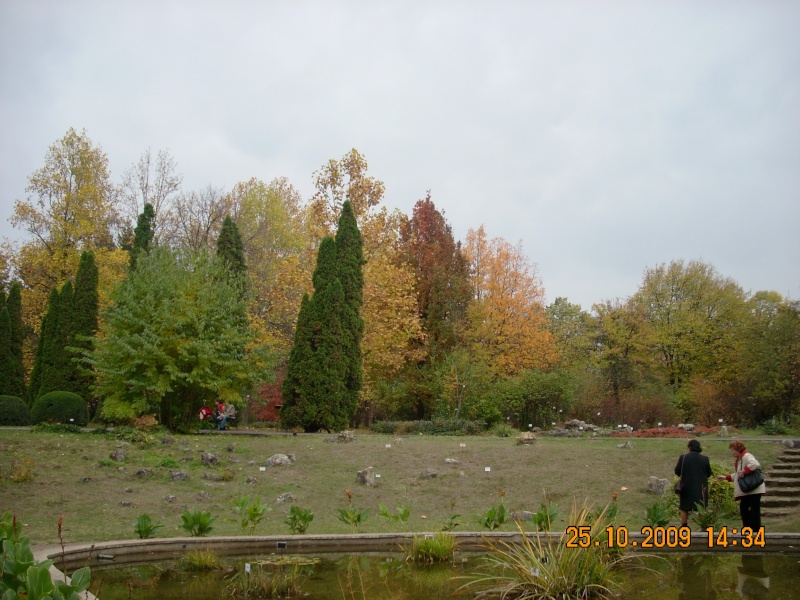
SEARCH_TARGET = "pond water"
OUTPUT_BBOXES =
[90,553,800,599]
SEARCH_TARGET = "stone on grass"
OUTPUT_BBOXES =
[135,468,153,477]
[109,449,125,462]
[276,493,296,504]
[617,441,634,449]
[419,469,438,480]
[201,452,219,466]
[510,510,533,522]
[165,495,177,503]
[445,458,459,465]
[356,467,376,487]
[267,454,296,466]
[648,476,669,495]
[170,470,189,481]
[516,432,536,445]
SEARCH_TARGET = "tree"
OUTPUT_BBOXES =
[170,185,232,252]
[119,148,182,243]
[547,297,594,369]
[0,283,26,398]
[38,281,75,397]
[216,216,246,280]
[463,226,556,378]
[129,203,155,270]
[88,247,262,429]
[27,287,59,404]
[71,251,99,404]
[281,202,365,432]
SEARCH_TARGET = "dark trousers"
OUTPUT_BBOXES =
[739,494,762,530]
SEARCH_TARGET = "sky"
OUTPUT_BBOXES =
[1,1,798,310]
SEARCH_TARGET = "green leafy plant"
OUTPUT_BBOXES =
[285,506,313,535]
[232,496,271,534]
[405,532,457,563]
[227,562,308,598]
[156,457,180,468]
[0,511,92,600]
[133,513,163,539]
[460,500,631,599]
[531,501,559,532]
[336,507,369,530]
[643,501,671,528]
[478,503,508,531]
[377,502,410,524]
[440,514,463,532]
[691,497,720,529]
[179,509,216,537]
[178,549,222,571]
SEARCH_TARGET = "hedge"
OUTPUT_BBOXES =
[29,391,89,426]
[0,395,30,426]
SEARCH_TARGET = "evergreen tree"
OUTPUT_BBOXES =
[29,287,60,402]
[39,281,76,397]
[216,215,247,280]
[129,203,155,270]
[72,251,99,403]
[281,202,364,431]
[334,200,365,420]
[0,284,26,398]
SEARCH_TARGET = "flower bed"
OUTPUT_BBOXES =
[610,425,724,438]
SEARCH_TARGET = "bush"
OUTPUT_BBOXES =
[0,395,30,426]
[29,391,89,426]
[369,419,486,436]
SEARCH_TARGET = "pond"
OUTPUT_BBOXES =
[89,553,799,599]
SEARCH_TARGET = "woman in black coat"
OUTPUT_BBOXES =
[674,439,712,528]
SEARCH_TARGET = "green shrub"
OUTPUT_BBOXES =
[405,532,457,563]
[134,514,163,539]
[180,509,216,537]
[0,395,30,426]
[29,391,89,426]
[179,549,222,571]
[285,506,313,534]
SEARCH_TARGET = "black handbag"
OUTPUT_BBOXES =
[738,468,764,493]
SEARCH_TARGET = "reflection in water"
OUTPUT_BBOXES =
[737,555,770,600]
[679,555,717,600]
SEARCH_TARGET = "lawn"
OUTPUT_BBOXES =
[0,427,795,546]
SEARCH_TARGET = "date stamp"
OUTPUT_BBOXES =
[564,525,766,549]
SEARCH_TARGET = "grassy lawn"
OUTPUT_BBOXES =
[1,428,795,545]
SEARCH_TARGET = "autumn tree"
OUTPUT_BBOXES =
[547,297,594,369]
[463,226,556,378]
[170,185,232,252]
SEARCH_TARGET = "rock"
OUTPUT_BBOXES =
[276,492,296,504]
[227,445,235,452]
[246,477,257,485]
[356,467,377,487]
[393,437,404,445]
[80,477,93,483]
[203,472,223,481]
[162,435,176,445]
[117,467,125,473]
[165,495,177,502]
[325,430,356,443]
[648,476,669,495]
[109,449,126,462]
[119,501,133,507]
[617,441,634,449]
[123,487,133,493]
[783,439,799,448]
[135,468,153,477]
[196,491,212,501]
[170,470,189,481]
[445,458,459,464]
[419,469,438,480]
[201,452,219,466]
[677,424,695,431]
[267,454,295,467]
[719,426,729,437]
[516,431,537,445]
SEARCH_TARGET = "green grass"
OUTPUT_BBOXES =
[0,428,795,545]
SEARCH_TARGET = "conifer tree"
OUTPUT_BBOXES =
[216,215,247,280]
[0,299,15,396]
[1,283,26,398]
[29,287,60,402]
[281,202,364,431]
[72,251,99,402]
[130,203,155,270]
[39,281,76,397]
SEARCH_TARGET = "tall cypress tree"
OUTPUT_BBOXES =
[3,283,26,398]
[38,281,76,397]
[29,287,60,402]
[0,298,15,396]
[216,215,246,280]
[334,200,364,421]
[281,202,364,432]
[130,203,155,270]
[73,251,99,402]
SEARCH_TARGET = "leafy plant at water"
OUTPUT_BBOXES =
[478,503,508,531]
[405,532,457,564]
[440,514,462,532]
[377,502,410,524]
[227,563,307,598]
[460,500,633,599]
[285,506,313,535]
[531,501,559,532]
[179,509,216,537]
[337,507,369,530]
[0,511,92,600]
[133,513,163,539]
[178,549,222,571]
[643,501,671,528]
[691,496,720,529]
[232,496,271,534]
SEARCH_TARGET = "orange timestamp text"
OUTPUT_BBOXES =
[565,525,766,549]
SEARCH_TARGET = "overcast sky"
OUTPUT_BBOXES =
[1,1,798,310]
